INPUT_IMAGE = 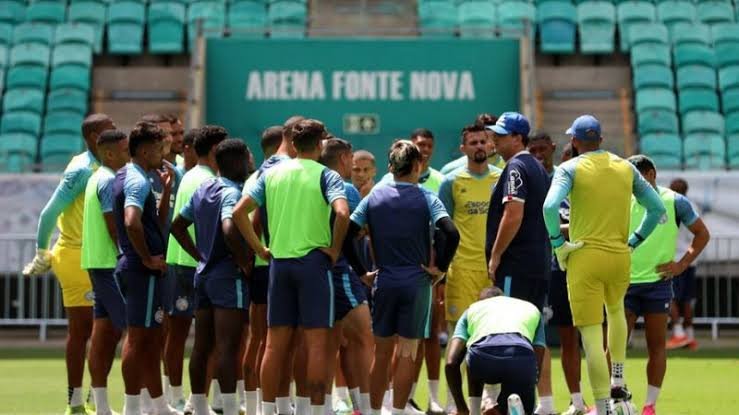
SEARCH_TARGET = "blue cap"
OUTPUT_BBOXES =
[486,112,530,137]
[566,115,601,141]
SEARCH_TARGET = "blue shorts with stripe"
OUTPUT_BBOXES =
[268,249,334,329]
[331,266,368,321]
[89,268,127,330]
[372,272,432,339]
[116,267,165,328]
[495,274,548,311]
[194,271,249,312]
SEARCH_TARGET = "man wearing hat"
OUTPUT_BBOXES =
[543,115,665,415]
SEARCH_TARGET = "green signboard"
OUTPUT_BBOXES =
[205,38,520,170]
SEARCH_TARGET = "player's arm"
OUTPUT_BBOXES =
[438,176,455,219]
[233,175,269,260]
[629,165,667,248]
[221,189,254,276]
[323,169,349,264]
[171,215,200,262]
[533,316,547,378]
[344,197,378,285]
[156,161,176,230]
[124,176,165,273]
[543,164,573,248]
[98,175,118,243]
[445,313,470,414]
[434,217,460,273]
[658,195,710,278]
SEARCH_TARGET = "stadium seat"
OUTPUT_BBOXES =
[498,1,536,32]
[148,2,186,53]
[55,23,95,47]
[670,23,711,47]
[633,64,674,89]
[188,1,226,47]
[2,88,45,114]
[722,89,739,116]
[0,24,12,46]
[677,65,717,90]
[0,133,37,173]
[10,44,51,68]
[656,1,695,34]
[697,1,734,25]
[44,112,85,136]
[683,133,726,169]
[631,43,671,68]
[537,1,577,54]
[268,1,307,38]
[727,134,739,168]
[683,111,724,135]
[715,45,739,69]
[419,2,458,38]
[0,112,42,136]
[617,1,656,52]
[107,1,146,54]
[68,2,106,53]
[638,110,679,134]
[13,23,54,46]
[228,1,267,38]
[458,2,495,38]
[577,1,616,54]
[674,44,715,68]
[41,135,83,172]
[679,89,720,115]
[0,1,26,24]
[640,133,682,169]
[6,66,47,90]
[628,23,668,49]
[52,44,93,69]
[711,23,739,48]
[46,89,88,116]
[0,69,4,95]
[26,1,67,24]
[719,66,739,92]
[636,88,676,113]
[0,44,7,68]
[50,66,90,91]
[726,113,739,134]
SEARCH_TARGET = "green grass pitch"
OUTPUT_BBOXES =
[0,347,737,415]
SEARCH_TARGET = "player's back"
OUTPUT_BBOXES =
[568,151,633,253]
[81,167,117,269]
[57,151,98,249]
[166,165,215,265]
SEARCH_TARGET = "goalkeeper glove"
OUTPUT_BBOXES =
[554,241,584,271]
[23,249,52,277]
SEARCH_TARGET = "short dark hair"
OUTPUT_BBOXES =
[164,113,180,124]
[388,140,422,177]
[479,286,504,300]
[319,138,353,169]
[97,130,127,147]
[81,113,113,141]
[670,178,688,195]
[474,113,498,127]
[628,154,657,175]
[215,138,249,180]
[291,119,326,153]
[283,115,305,140]
[460,124,487,144]
[261,126,283,156]
[194,125,229,157]
[529,133,552,144]
[410,128,434,141]
[353,150,376,166]
[183,128,200,147]
[129,122,165,157]
[140,113,168,124]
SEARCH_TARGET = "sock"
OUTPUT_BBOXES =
[237,380,246,405]
[222,393,239,415]
[92,388,110,413]
[290,382,297,400]
[408,382,417,402]
[336,386,350,401]
[383,390,392,408]
[325,394,333,415]
[164,376,172,404]
[360,393,371,415]
[645,385,660,406]
[348,387,360,410]
[391,407,404,415]
[192,394,209,415]
[69,387,83,407]
[311,405,325,415]
[171,385,184,402]
[469,397,481,415]
[445,388,456,410]
[153,395,171,413]
[428,380,440,404]
[295,396,310,415]
[213,381,223,408]
[580,324,612,400]
[595,398,612,415]
[141,388,154,412]
[124,394,141,415]
[571,392,585,410]
[483,384,500,403]
[673,323,685,337]
[686,326,695,340]
[371,410,382,415]
[277,396,293,414]
[611,362,625,387]
[262,402,277,415]
[257,389,263,415]
[246,391,259,415]
[537,395,554,413]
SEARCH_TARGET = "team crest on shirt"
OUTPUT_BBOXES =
[155,308,165,324]
[84,291,95,302]
[176,297,189,311]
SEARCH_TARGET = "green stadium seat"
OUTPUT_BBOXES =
[0,1,26,24]
[26,1,67,24]
[47,89,88,116]
[0,134,37,173]
[41,136,82,172]
[679,89,720,114]
[52,44,93,68]
[670,23,711,47]
[719,66,739,92]
[722,89,739,115]
[107,1,146,54]
[628,23,668,49]
[6,66,48,90]
[631,43,671,68]
[68,2,106,53]
[697,1,734,25]
[0,69,4,95]
[44,112,85,136]
[228,1,267,38]
[640,133,682,169]
[12,23,53,46]
[498,1,536,32]
[674,44,715,68]
[10,44,51,68]
[715,45,739,69]
[711,23,739,48]
[55,23,95,47]
[617,1,656,52]
[1,112,42,136]
[684,133,726,169]
[636,88,676,113]
[148,2,186,53]
[188,1,226,48]
[2,88,45,114]
[726,113,739,134]
[656,1,695,34]
[0,44,7,68]
[537,1,577,54]
[419,2,457,38]
[677,65,716,90]
[577,1,616,54]
[727,134,739,168]
[633,64,674,89]
[638,110,679,134]
[0,24,12,46]
[683,111,724,135]
[458,2,495,38]
[269,0,306,38]
[50,66,90,91]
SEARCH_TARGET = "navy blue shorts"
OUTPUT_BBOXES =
[548,270,573,327]
[672,266,696,304]
[625,280,673,316]
[332,268,368,321]
[268,249,334,328]
[116,268,165,328]
[249,266,269,305]
[195,273,249,312]
[372,275,432,339]
[168,265,195,317]
[89,269,127,330]
[496,274,548,311]
[466,334,538,414]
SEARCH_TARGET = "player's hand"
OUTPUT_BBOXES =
[143,255,167,274]
[487,253,500,283]
[320,247,340,265]
[421,264,446,285]
[657,260,687,280]
[160,161,175,191]
[256,246,271,261]
[360,270,378,288]
[23,249,52,277]
[554,240,584,271]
